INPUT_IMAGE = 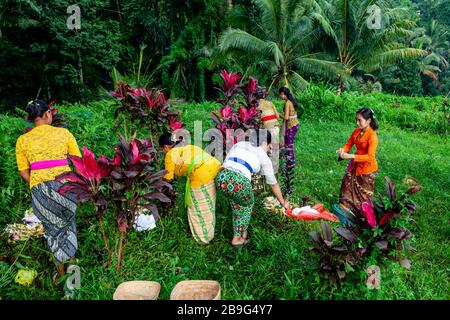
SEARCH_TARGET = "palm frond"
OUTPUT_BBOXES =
[363,48,427,72]
[423,52,449,68]
[288,71,309,94]
[294,55,349,81]
[266,41,285,67]
[254,0,279,41]
[219,28,270,55]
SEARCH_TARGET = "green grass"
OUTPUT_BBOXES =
[0,99,449,300]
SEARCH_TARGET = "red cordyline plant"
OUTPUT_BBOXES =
[211,70,263,156]
[56,146,114,252]
[56,136,173,270]
[309,176,421,285]
[109,134,172,270]
[111,81,183,143]
[216,69,242,104]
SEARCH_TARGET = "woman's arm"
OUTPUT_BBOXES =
[270,183,289,209]
[163,150,175,182]
[16,138,30,184]
[279,102,290,121]
[337,130,356,155]
[19,169,30,184]
[259,149,289,209]
[340,131,378,161]
[67,131,81,157]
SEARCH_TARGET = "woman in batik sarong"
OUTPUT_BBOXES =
[215,129,290,247]
[16,100,81,278]
[337,108,379,213]
[278,87,300,194]
[159,133,221,244]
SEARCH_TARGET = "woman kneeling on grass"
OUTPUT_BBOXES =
[15,100,81,281]
[337,108,379,212]
[215,129,290,247]
[159,133,221,244]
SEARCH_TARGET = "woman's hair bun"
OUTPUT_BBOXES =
[25,99,49,121]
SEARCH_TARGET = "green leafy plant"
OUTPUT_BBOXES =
[310,176,421,285]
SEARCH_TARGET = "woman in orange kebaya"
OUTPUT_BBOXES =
[337,108,379,212]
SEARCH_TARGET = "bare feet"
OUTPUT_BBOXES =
[231,235,249,247]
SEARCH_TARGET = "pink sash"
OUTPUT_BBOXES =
[30,159,68,170]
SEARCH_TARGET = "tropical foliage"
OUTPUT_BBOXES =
[218,0,350,94]
[210,69,263,156]
[111,81,183,144]
[56,136,173,270]
[310,176,421,284]
[0,0,449,110]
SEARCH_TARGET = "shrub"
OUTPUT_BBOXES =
[309,177,421,285]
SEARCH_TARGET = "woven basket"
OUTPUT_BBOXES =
[170,280,221,300]
[113,281,161,300]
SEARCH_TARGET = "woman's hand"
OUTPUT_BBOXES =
[282,199,290,210]
[340,152,354,160]
[336,148,344,155]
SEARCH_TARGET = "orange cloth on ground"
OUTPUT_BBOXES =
[342,127,378,176]
[286,204,339,222]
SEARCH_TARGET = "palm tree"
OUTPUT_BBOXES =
[217,0,349,95]
[318,0,427,95]
[411,20,449,80]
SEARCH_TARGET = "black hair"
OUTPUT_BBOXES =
[357,107,379,130]
[278,87,298,112]
[255,86,267,99]
[159,132,175,147]
[25,99,49,121]
[250,129,272,147]
[159,132,183,148]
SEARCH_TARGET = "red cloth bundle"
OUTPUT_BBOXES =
[285,203,339,222]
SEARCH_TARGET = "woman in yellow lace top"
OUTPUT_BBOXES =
[15,100,81,280]
[159,133,221,244]
[278,87,300,194]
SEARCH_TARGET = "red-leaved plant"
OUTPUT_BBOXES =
[111,81,183,144]
[210,70,263,156]
[309,176,421,285]
[57,136,173,270]
[56,146,113,253]
[109,135,172,270]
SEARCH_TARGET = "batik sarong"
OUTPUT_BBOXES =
[339,161,377,213]
[31,180,77,264]
[188,180,216,244]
